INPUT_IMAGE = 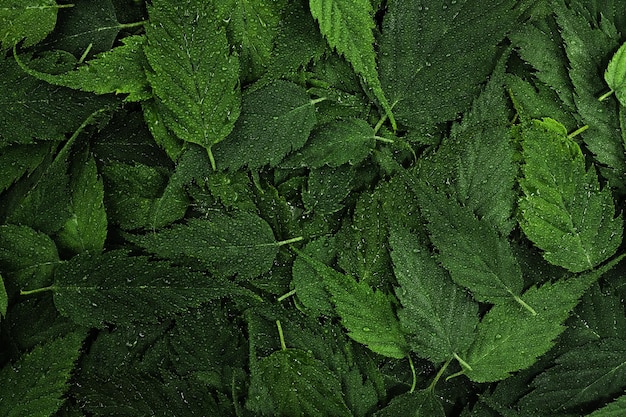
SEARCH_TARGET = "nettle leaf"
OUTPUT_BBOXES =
[292,236,336,316]
[303,165,354,215]
[0,56,114,145]
[464,271,599,382]
[604,41,626,106]
[247,348,352,417]
[0,142,50,193]
[373,390,446,417]
[213,80,318,170]
[57,147,107,254]
[519,338,626,413]
[215,0,287,82]
[0,274,7,317]
[130,211,288,280]
[18,35,150,102]
[0,332,84,417]
[309,0,396,129]
[556,2,626,190]
[379,0,530,127]
[0,0,65,51]
[46,250,257,328]
[389,224,478,364]
[519,118,623,272]
[417,187,526,307]
[145,0,241,170]
[297,252,408,359]
[281,119,376,168]
[0,224,60,290]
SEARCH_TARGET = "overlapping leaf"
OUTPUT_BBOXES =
[145,0,241,169]
[519,118,623,272]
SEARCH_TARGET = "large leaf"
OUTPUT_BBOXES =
[145,0,241,169]
[45,250,258,328]
[0,0,64,51]
[519,118,623,272]
[389,224,478,363]
[130,211,285,280]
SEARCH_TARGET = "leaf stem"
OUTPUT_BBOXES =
[276,320,287,351]
[207,147,217,171]
[78,43,93,64]
[512,294,537,316]
[20,285,55,296]
[277,289,296,302]
[309,97,327,106]
[428,357,452,391]
[568,125,589,139]
[373,135,394,143]
[373,113,388,135]
[118,21,148,30]
[408,355,417,393]
[276,236,304,246]
[598,89,614,101]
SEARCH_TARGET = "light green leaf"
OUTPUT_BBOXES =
[389,224,478,363]
[297,251,408,359]
[0,0,65,51]
[42,250,259,328]
[604,41,626,105]
[0,332,84,417]
[281,119,376,168]
[212,80,318,170]
[17,35,150,102]
[519,118,623,272]
[464,271,599,382]
[418,187,526,307]
[247,348,352,417]
[57,147,107,254]
[309,0,396,129]
[145,0,241,169]
[130,211,286,280]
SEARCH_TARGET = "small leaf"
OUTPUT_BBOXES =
[604,41,626,104]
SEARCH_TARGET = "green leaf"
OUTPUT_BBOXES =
[215,0,288,82]
[604,41,626,105]
[519,338,626,413]
[145,0,241,169]
[389,224,478,363]
[464,271,599,382]
[379,0,530,127]
[247,348,352,417]
[44,250,258,328]
[309,0,396,129]
[0,0,64,51]
[303,165,354,215]
[130,211,284,280]
[586,393,626,417]
[0,143,50,193]
[281,119,376,168]
[0,331,84,417]
[373,390,446,417]
[556,2,626,190]
[297,252,408,359]
[418,187,525,306]
[0,224,60,290]
[519,118,623,272]
[292,236,336,316]
[0,56,114,145]
[213,80,318,170]
[57,147,107,254]
[18,35,150,102]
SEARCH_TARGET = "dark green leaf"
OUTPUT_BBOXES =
[373,390,446,417]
